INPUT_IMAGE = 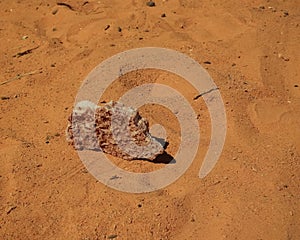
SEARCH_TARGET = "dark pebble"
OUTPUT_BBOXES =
[117,27,122,32]
[1,96,10,100]
[203,61,211,64]
[294,84,299,88]
[146,1,155,7]
[104,25,110,30]
[161,13,166,17]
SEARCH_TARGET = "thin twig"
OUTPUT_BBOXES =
[0,70,42,86]
[57,2,75,11]
[13,46,39,58]
[193,87,219,100]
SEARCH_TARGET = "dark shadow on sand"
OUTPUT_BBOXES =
[151,151,175,164]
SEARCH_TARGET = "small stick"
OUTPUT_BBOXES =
[13,46,39,58]
[57,2,75,11]
[0,70,42,86]
[193,87,219,100]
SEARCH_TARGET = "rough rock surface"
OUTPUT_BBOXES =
[66,100,164,160]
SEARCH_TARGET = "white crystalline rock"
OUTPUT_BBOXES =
[66,101,164,160]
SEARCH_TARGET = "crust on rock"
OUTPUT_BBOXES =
[66,100,164,160]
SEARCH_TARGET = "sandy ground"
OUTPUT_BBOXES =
[0,0,299,239]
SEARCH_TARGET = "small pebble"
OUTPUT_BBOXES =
[108,235,118,239]
[117,27,122,32]
[146,1,155,7]
[161,13,166,17]
[203,61,211,64]
[1,96,10,100]
[104,25,110,30]
[52,8,58,15]
[294,84,299,88]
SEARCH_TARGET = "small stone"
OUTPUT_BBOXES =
[161,13,166,17]
[117,27,122,32]
[104,25,110,30]
[294,84,299,88]
[108,235,118,239]
[271,8,276,12]
[52,8,58,15]
[1,96,10,100]
[283,11,289,17]
[203,61,211,64]
[146,1,155,7]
